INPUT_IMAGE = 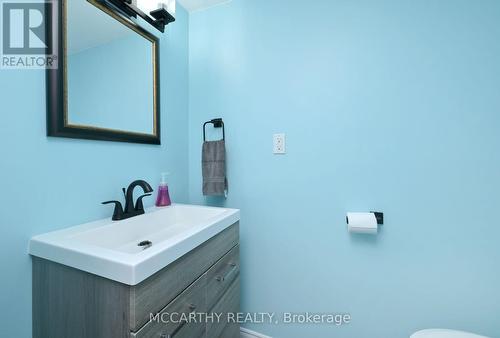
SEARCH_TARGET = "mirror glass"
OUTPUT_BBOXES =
[66,0,156,135]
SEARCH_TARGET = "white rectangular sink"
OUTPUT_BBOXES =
[29,204,240,285]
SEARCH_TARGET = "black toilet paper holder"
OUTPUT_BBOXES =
[371,212,384,225]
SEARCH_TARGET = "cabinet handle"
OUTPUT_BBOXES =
[215,262,237,282]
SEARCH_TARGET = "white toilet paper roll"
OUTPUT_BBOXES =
[347,212,378,234]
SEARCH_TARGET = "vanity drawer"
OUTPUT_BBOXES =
[206,245,240,310]
[218,321,241,338]
[130,222,239,331]
[131,274,207,338]
[206,276,240,338]
[170,320,205,338]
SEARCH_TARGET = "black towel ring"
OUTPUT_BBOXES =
[203,118,225,142]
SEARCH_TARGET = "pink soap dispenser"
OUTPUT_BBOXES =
[155,172,172,207]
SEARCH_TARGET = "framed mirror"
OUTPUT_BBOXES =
[47,0,160,144]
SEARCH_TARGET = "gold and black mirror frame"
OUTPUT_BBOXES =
[46,0,161,145]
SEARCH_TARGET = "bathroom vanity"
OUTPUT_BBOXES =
[30,205,240,338]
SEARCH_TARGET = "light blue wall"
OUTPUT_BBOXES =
[68,34,154,133]
[0,6,189,338]
[188,1,500,337]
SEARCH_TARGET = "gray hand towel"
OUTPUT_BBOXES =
[202,140,228,196]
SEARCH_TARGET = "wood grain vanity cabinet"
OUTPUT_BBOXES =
[33,223,240,338]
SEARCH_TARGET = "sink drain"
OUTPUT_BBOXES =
[138,240,153,249]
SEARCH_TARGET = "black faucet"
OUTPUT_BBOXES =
[102,180,154,221]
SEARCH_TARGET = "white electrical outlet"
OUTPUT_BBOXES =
[273,133,286,154]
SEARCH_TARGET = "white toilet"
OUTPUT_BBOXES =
[411,329,489,338]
